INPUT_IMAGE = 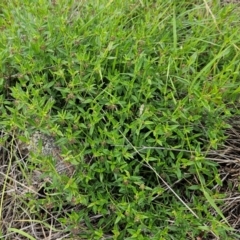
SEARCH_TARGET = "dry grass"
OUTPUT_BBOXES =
[0,131,79,240]
[221,0,240,5]
[207,117,240,233]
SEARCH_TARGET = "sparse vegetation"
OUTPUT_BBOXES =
[0,0,240,239]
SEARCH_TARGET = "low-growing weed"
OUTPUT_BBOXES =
[0,0,240,239]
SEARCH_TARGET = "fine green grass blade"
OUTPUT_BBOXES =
[8,228,36,240]
[172,3,177,52]
[190,46,231,90]
[202,189,229,226]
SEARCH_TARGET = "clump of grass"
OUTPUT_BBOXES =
[0,0,240,239]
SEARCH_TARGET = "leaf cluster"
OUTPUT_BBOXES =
[0,0,240,239]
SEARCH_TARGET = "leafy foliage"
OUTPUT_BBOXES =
[0,0,240,239]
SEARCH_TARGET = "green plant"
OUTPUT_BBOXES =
[0,0,240,239]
